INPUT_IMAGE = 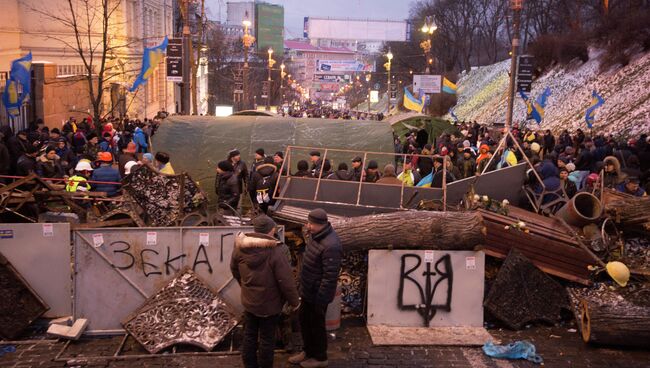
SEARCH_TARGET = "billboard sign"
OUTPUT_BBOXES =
[313,82,340,92]
[166,38,182,58]
[307,18,408,42]
[255,3,284,56]
[317,60,373,73]
[166,58,182,82]
[313,74,350,82]
[413,74,442,94]
[370,90,379,103]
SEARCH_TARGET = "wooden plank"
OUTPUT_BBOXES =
[367,325,496,346]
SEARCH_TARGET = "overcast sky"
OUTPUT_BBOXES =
[205,0,412,39]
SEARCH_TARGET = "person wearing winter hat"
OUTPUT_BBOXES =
[228,149,248,196]
[216,160,240,213]
[363,160,381,183]
[231,214,299,368]
[84,132,100,161]
[250,148,266,185]
[141,152,154,165]
[289,208,341,368]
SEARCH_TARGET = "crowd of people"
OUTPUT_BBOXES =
[214,121,649,216]
[280,104,384,121]
[0,115,175,196]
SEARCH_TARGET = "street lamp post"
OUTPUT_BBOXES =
[420,16,437,74]
[386,48,393,113]
[266,47,274,111]
[242,14,254,110]
[506,0,524,132]
[280,63,285,105]
[365,73,371,113]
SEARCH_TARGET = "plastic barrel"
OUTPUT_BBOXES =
[325,284,342,331]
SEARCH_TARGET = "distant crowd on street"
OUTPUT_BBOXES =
[280,104,384,121]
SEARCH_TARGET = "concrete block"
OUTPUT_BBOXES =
[47,318,88,340]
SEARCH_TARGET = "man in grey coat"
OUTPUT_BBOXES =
[231,215,300,368]
[289,209,342,368]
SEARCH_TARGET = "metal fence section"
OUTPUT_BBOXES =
[0,223,72,318]
[73,226,283,334]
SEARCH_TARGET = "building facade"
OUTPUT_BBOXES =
[0,0,176,127]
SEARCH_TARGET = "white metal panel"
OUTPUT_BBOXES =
[368,250,485,327]
[0,223,71,318]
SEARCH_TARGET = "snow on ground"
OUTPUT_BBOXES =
[449,48,650,137]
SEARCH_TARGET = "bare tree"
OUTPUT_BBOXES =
[23,0,138,123]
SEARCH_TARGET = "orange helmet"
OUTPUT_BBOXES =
[97,152,113,162]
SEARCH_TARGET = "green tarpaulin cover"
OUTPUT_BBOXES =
[152,116,395,200]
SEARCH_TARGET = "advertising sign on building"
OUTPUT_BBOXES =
[166,58,182,82]
[413,74,442,94]
[370,90,379,103]
[313,74,350,82]
[316,60,373,73]
[314,82,339,92]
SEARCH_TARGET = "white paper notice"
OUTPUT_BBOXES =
[42,224,54,237]
[146,232,157,246]
[92,233,104,248]
[199,233,210,246]
[424,250,434,263]
[466,256,476,270]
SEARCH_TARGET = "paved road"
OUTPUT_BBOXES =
[1,319,649,367]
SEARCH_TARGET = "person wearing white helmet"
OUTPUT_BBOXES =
[66,159,93,192]
[124,160,139,176]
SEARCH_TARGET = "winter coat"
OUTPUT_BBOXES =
[84,143,100,161]
[15,154,36,176]
[232,160,248,193]
[417,156,433,178]
[327,169,353,181]
[133,128,148,152]
[215,171,240,209]
[230,232,300,317]
[603,156,627,189]
[575,148,594,172]
[250,164,278,205]
[561,179,577,199]
[534,161,561,204]
[377,174,402,186]
[35,154,65,178]
[363,170,381,183]
[300,223,343,305]
[71,131,87,154]
[91,165,122,196]
[0,142,10,174]
[459,157,476,179]
[397,169,421,186]
[293,170,313,178]
[8,136,29,163]
[350,167,363,182]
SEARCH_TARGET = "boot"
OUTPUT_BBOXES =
[288,351,307,364]
[300,358,328,368]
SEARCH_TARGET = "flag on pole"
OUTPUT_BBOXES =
[129,37,168,92]
[519,87,551,125]
[2,52,32,117]
[403,88,425,113]
[585,90,605,129]
[442,77,457,94]
[449,107,458,122]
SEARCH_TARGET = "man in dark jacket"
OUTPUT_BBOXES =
[327,163,353,181]
[289,209,342,368]
[349,156,363,181]
[16,145,39,177]
[91,152,121,196]
[231,215,300,368]
[363,160,381,183]
[228,149,248,196]
[293,160,313,178]
[215,160,240,213]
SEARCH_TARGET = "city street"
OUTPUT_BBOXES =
[2,319,650,368]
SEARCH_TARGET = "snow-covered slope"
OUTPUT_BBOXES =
[450,48,650,136]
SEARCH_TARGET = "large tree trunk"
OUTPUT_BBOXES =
[331,211,485,252]
[569,287,650,348]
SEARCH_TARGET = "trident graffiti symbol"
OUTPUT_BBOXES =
[397,254,453,327]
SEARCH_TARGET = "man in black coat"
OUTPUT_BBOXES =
[215,160,240,214]
[289,209,342,368]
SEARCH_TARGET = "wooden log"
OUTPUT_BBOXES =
[331,211,485,251]
[569,287,650,348]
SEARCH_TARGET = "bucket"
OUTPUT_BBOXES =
[556,192,603,227]
[325,284,342,331]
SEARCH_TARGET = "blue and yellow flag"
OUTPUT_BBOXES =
[520,87,551,125]
[416,171,433,188]
[2,52,32,117]
[442,77,457,94]
[403,87,425,113]
[130,37,168,92]
[585,90,605,129]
